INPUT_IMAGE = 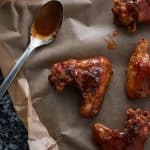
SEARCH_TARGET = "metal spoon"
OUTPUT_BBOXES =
[0,0,63,99]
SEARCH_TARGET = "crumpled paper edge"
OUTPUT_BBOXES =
[0,43,59,150]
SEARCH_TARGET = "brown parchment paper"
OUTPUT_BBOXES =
[0,0,150,150]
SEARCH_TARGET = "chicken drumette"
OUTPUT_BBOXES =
[126,39,150,99]
[112,0,150,32]
[92,108,150,150]
[48,57,112,117]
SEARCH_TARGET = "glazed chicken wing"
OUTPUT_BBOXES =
[126,39,150,99]
[92,108,150,150]
[112,0,150,32]
[48,57,112,117]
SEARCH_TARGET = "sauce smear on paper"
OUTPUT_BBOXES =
[104,30,119,50]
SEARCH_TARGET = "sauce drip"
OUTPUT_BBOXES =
[34,2,62,36]
[104,30,119,50]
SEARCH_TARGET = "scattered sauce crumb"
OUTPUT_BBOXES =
[104,30,119,50]
[104,39,117,49]
[112,30,119,37]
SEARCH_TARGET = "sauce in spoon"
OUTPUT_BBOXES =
[32,1,63,39]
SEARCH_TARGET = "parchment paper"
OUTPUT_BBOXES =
[0,0,150,150]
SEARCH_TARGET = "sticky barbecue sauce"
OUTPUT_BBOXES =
[31,2,62,39]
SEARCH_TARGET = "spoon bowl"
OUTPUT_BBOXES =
[0,0,63,99]
[31,0,63,43]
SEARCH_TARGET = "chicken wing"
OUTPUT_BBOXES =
[126,39,150,99]
[112,0,150,32]
[48,57,112,117]
[92,108,150,150]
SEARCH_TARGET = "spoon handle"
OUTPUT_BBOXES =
[0,45,34,99]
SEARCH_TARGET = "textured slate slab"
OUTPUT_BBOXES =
[0,72,29,150]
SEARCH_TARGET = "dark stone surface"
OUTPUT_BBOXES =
[0,72,29,150]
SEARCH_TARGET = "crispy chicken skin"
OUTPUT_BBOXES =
[126,39,150,99]
[92,109,150,150]
[112,0,150,32]
[48,57,112,117]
